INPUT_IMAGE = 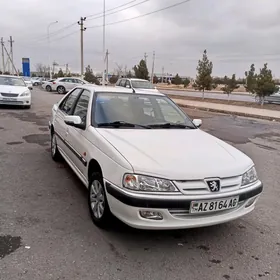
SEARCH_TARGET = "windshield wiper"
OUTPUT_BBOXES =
[147,123,196,129]
[97,121,151,129]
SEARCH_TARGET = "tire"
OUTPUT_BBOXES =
[51,132,62,161]
[88,172,111,228]
[57,86,66,94]
[46,85,52,92]
[34,82,38,86]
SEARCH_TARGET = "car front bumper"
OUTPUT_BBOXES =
[0,96,31,106]
[105,180,263,230]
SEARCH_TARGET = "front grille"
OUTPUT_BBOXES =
[0,100,23,105]
[174,175,242,195]
[0,92,19,97]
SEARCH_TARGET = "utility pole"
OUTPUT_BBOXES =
[2,43,18,75]
[66,63,69,75]
[78,17,86,77]
[151,51,155,83]
[162,66,164,83]
[105,49,109,84]
[102,0,106,86]
[8,36,14,75]
[1,38,5,73]
[144,52,148,65]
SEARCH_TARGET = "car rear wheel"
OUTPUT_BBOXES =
[46,85,52,92]
[51,132,62,161]
[57,86,66,94]
[88,172,111,228]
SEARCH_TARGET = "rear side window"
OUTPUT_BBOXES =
[59,88,82,114]
[116,80,121,86]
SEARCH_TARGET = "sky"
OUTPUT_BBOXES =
[1,0,280,78]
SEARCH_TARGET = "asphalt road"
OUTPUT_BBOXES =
[1,88,280,280]
[161,89,255,102]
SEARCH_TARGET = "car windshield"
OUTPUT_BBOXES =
[131,80,155,89]
[0,76,26,87]
[94,92,196,129]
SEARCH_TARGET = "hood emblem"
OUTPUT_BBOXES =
[206,179,221,192]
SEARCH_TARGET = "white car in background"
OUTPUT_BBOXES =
[52,77,89,94]
[0,75,32,108]
[116,78,159,93]
[22,76,33,90]
[49,85,263,230]
[41,79,55,92]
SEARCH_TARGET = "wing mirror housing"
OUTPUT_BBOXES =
[64,115,85,129]
[28,86,33,90]
[193,119,202,128]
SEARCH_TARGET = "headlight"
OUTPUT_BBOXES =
[241,166,258,186]
[21,90,30,97]
[123,174,179,192]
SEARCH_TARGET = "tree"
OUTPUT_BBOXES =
[194,49,214,99]
[184,77,190,88]
[84,65,99,84]
[153,75,159,84]
[109,75,118,84]
[221,74,239,102]
[172,74,183,85]
[127,70,133,78]
[245,64,257,95]
[35,63,48,77]
[255,63,278,105]
[57,68,64,77]
[133,59,149,80]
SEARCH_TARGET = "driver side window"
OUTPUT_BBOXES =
[72,90,91,125]
[59,88,82,114]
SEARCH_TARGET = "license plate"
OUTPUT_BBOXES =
[190,196,239,214]
[3,98,15,101]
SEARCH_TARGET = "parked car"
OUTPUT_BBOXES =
[41,79,55,92]
[31,77,43,86]
[49,85,263,230]
[52,77,89,94]
[22,76,33,90]
[265,92,280,104]
[0,75,32,108]
[116,78,159,93]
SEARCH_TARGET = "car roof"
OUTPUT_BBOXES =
[0,75,23,79]
[119,78,149,82]
[79,85,165,96]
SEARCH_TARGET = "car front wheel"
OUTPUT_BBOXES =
[88,172,111,228]
[46,85,52,92]
[51,132,61,161]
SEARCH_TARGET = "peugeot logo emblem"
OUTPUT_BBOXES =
[206,179,221,192]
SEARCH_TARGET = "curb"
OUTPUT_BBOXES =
[177,103,280,122]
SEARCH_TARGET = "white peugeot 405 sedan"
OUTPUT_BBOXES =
[49,85,263,230]
[0,75,32,108]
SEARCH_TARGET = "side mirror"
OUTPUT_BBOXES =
[28,86,33,90]
[193,119,202,128]
[64,115,85,129]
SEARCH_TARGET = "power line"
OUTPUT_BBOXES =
[87,0,191,29]
[87,0,150,21]
[86,0,137,18]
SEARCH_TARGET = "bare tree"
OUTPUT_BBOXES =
[35,63,48,77]
[114,63,124,78]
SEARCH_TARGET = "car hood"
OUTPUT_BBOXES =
[0,85,29,94]
[97,128,253,180]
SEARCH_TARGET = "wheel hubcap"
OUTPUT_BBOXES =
[51,135,57,156]
[90,180,105,219]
